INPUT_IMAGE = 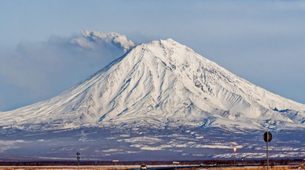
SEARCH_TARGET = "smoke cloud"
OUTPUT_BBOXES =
[0,31,135,111]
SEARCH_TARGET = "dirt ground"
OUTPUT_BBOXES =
[0,165,304,170]
[0,166,135,170]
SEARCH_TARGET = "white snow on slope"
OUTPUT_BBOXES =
[0,38,305,131]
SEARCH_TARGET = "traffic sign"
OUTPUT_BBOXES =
[263,132,272,170]
[263,132,272,142]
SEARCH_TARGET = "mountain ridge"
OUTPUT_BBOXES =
[1,38,305,132]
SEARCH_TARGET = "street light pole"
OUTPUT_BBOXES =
[76,152,80,170]
[233,147,237,170]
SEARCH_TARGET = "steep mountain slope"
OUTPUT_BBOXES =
[1,39,305,131]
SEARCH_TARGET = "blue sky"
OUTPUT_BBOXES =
[0,0,305,111]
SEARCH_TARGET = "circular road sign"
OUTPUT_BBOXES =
[263,132,272,142]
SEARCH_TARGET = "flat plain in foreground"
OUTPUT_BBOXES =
[0,165,304,170]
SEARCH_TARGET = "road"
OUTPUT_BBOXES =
[129,164,302,170]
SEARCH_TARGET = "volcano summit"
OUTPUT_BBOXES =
[0,39,305,160]
[1,38,305,131]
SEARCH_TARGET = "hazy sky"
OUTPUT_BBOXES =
[0,0,305,111]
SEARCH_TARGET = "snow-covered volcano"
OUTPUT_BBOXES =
[1,39,305,131]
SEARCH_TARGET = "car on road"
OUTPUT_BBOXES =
[140,164,147,170]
